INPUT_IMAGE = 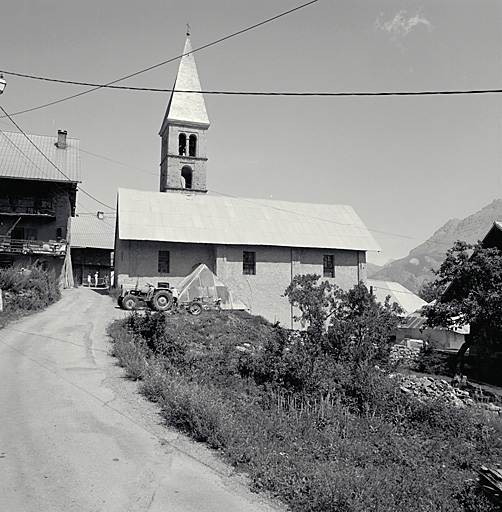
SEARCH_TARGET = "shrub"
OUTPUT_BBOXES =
[0,265,61,327]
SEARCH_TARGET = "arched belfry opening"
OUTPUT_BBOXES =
[178,133,187,155]
[181,166,193,189]
[189,134,197,157]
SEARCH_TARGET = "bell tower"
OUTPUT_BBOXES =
[159,36,210,193]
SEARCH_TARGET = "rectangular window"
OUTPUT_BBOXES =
[243,251,256,275]
[158,250,170,273]
[323,254,335,278]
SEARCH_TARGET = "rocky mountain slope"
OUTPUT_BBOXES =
[369,199,502,294]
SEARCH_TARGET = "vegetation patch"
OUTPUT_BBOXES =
[108,278,502,512]
[0,265,61,328]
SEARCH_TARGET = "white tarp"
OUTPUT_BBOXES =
[176,264,247,311]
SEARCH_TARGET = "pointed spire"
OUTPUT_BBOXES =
[161,36,210,129]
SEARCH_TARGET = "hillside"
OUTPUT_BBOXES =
[370,199,502,293]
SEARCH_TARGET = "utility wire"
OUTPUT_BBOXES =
[79,144,459,251]
[3,69,502,97]
[0,107,116,211]
[80,148,158,176]
[208,188,454,248]
[5,75,502,97]
[0,0,318,119]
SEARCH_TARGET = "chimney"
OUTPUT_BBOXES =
[97,211,104,219]
[56,130,67,149]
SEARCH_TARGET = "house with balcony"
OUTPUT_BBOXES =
[0,130,80,281]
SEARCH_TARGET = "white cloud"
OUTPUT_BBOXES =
[376,11,432,40]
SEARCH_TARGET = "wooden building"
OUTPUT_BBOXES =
[0,130,80,284]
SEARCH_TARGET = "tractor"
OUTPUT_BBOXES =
[118,281,174,312]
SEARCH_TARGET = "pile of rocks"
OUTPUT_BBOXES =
[389,344,421,366]
[389,372,501,413]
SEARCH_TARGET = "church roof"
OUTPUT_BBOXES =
[0,131,81,183]
[117,188,381,252]
[160,37,210,131]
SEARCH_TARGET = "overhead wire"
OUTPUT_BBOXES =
[80,144,459,255]
[3,71,502,98]
[0,116,455,259]
[0,0,318,119]
[77,143,460,251]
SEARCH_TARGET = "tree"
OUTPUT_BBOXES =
[284,275,402,365]
[418,280,444,303]
[423,240,502,372]
[326,283,403,364]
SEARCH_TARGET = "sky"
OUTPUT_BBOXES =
[0,0,500,265]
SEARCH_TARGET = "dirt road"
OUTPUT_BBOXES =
[0,287,282,512]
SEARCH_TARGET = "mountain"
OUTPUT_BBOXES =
[369,199,502,294]
[366,262,383,276]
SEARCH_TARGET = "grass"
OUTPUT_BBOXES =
[107,310,502,512]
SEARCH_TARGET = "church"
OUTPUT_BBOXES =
[114,36,380,327]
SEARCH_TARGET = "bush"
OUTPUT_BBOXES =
[0,265,61,327]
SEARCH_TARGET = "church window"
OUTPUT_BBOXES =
[158,250,170,273]
[323,254,335,278]
[243,251,256,275]
[178,133,187,155]
[189,134,197,156]
[181,166,193,189]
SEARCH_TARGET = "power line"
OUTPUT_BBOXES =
[3,68,502,98]
[0,0,318,119]
[208,188,453,248]
[0,106,116,211]
[80,143,458,251]
[80,148,158,176]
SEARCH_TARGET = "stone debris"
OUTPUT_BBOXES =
[388,344,502,413]
[389,372,501,413]
[389,344,421,366]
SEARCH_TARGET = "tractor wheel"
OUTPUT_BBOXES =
[117,296,123,308]
[188,301,202,316]
[121,294,137,311]
[151,290,173,311]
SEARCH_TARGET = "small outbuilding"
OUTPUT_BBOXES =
[70,212,115,286]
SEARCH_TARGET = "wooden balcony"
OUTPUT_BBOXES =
[0,238,68,257]
[0,198,56,217]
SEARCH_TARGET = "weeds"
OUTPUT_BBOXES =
[0,265,60,328]
[107,308,502,512]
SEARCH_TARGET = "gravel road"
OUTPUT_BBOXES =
[0,287,283,512]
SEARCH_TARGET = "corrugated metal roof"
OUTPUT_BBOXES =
[70,214,115,250]
[117,188,381,252]
[368,279,427,315]
[0,130,81,183]
[159,37,209,132]
[401,310,470,335]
